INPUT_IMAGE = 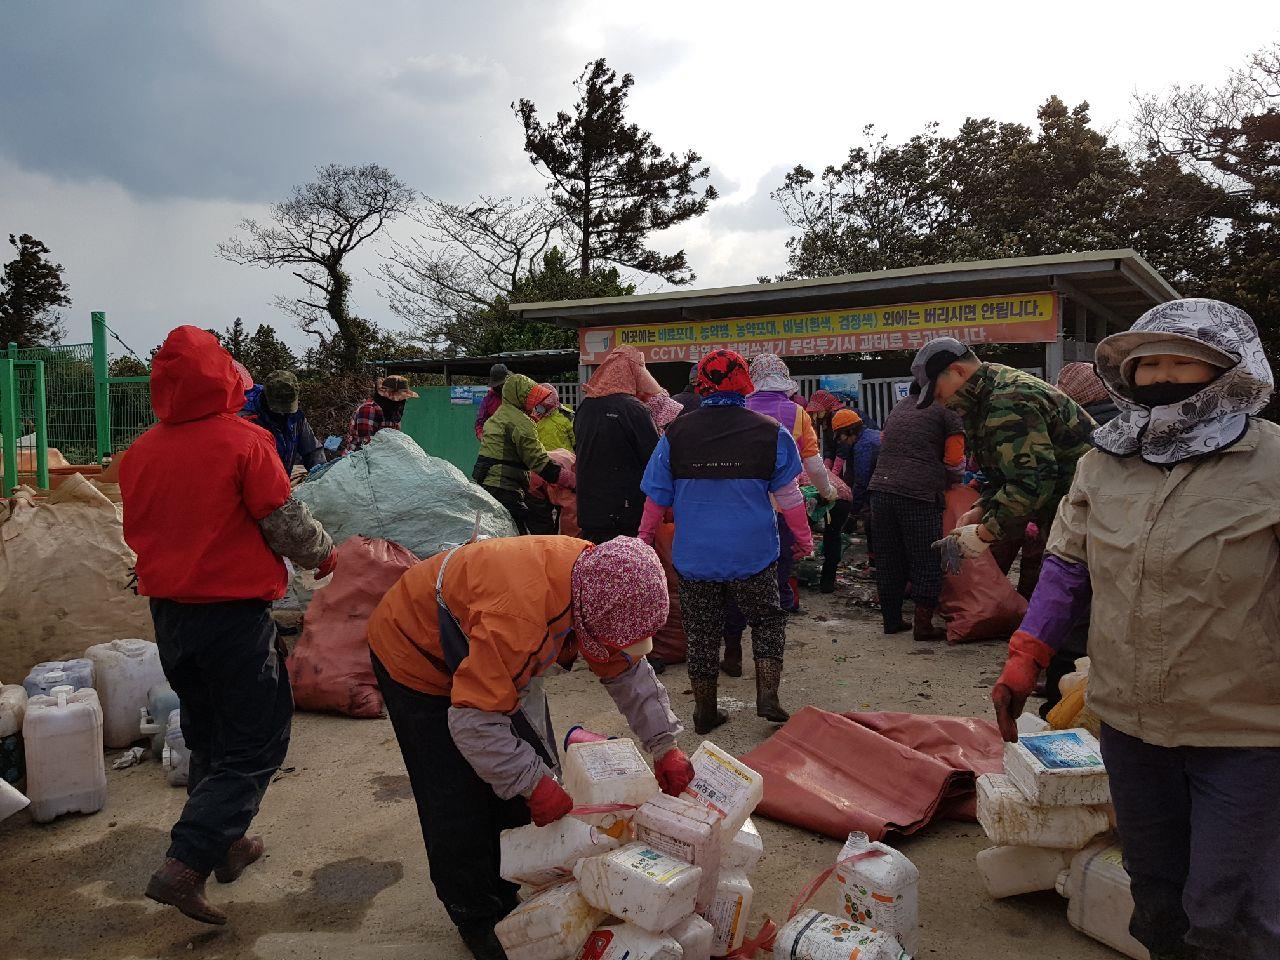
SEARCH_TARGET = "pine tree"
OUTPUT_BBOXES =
[243,323,299,381]
[0,234,71,347]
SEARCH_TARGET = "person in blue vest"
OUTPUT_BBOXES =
[241,371,325,475]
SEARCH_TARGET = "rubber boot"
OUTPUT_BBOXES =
[913,605,947,642]
[882,606,910,635]
[691,678,728,734]
[145,858,228,925]
[214,835,264,884]
[460,925,509,960]
[755,659,790,723]
[719,635,743,678]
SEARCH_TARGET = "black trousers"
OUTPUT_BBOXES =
[371,654,529,936]
[487,486,531,535]
[150,599,293,874]
[579,523,639,545]
[526,496,559,535]
[869,491,944,613]
[822,499,853,579]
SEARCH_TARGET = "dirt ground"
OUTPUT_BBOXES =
[0,576,1119,960]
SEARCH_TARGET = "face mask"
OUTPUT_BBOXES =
[531,403,552,421]
[375,395,406,419]
[1130,381,1206,408]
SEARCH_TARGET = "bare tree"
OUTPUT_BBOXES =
[219,163,415,371]
[378,195,566,353]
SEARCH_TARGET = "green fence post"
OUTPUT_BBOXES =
[0,358,17,497]
[92,311,111,463]
[32,360,49,490]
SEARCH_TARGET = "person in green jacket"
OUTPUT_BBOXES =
[534,383,576,452]
[473,374,573,534]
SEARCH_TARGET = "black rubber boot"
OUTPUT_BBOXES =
[755,659,790,723]
[692,678,728,734]
[913,605,947,642]
[460,925,508,960]
[720,635,743,677]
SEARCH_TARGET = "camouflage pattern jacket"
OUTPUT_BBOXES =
[946,363,1095,539]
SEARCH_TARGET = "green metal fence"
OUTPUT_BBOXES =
[93,311,155,460]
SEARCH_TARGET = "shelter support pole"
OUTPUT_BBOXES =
[32,360,48,490]
[92,311,111,464]
[0,359,17,497]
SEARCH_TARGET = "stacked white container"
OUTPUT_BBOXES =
[23,686,107,822]
[23,660,95,697]
[85,639,166,749]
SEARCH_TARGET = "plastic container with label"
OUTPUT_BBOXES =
[632,792,723,911]
[22,660,95,697]
[1057,841,1150,960]
[977,845,1072,899]
[723,816,764,877]
[1005,729,1111,806]
[774,909,907,960]
[502,817,628,890]
[163,709,190,787]
[667,914,714,960]
[835,831,919,957]
[976,773,1111,849]
[575,924,683,960]
[705,868,753,955]
[563,739,660,823]
[23,686,107,822]
[682,740,763,835]
[85,639,167,749]
[495,880,606,960]
[573,842,701,934]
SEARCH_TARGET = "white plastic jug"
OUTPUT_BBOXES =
[0,682,27,738]
[575,924,682,960]
[163,709,190,787]
[667,914,714,960]
[23,686,107,823]
[86,639,166,749]
[682,740,763,836]
[495,880,606,960]
[563,739,660,822]
[573,842,702,934]
[705,868,753,955]
[774,909,907,960]
[633,792,723,911]
[976,773,1111,849]
[1057,842,1150,960]
[1005,729,1111,807]
[835,832,920,957]
[23,659,95,697]
[976,845,1072,899]
[142,683,181,756]
[723,816,764,876]
[501,817,628,889]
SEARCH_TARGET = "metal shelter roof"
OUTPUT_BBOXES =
[510,249,1178,330]
[374,348,579,378]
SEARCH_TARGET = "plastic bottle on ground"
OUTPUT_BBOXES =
[632,792,723,911]
[574,924,683,960]
[563,739,660,824]
[667,914,714,960]
[1057,841,1150,960]
[723,816,764,877]
[22,660,95,697]
[0,776,29,821]
[501,816,628,889]
[494,880,606,960]
[704,868,753,955]
[835,831,920,957]
[86,639,167,749]
[143,683,181,756]
[163,709,190,787]
[976,773,1111,849]
[1004,729,1111,807]
[23,686,107,823]
[572,842,702,934]
[976,845,1072,899]
[681,740,763,836]
[773,909,907,960]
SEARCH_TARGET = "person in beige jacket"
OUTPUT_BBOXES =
[990,298,1280,960]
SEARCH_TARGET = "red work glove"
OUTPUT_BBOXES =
[780,501,815,560]
[637,497,665,547]
[526,774,573,826]
[316,548,338,580]
[991,629,1054,743]
[655,747,695,797]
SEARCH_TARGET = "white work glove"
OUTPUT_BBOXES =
[953,524,991,559]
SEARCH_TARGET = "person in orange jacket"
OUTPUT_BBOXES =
[366,535,694,960]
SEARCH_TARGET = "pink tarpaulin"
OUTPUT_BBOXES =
[740,707,1004,841]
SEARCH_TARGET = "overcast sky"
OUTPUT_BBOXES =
[2,1,1275,357]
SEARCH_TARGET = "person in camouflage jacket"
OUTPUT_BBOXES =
[913,338,1095,595]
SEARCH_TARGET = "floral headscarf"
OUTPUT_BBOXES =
[645,394,683,434]
[583,345,663,399]
[570,537,669,663]
[749,353,799,395]
[1055,362,1109,408]
[695,349,754,397]
[1093,298,1274,464]
[805,389,845,414]
[538,382,562,409]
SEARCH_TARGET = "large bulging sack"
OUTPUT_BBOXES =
[939,486,1027,644]
[296,430,518,559]
[528,449,579,536]
[288,536,417,718]
[0,474,153,679]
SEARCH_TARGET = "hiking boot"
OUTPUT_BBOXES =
[882,607,911,634]
[460,925,508,960]
[719,635,743,678]
[913,605,947,642]
[214,836,264,884]
[145,858,227,925]
[691,678,728,734]
[755,659,790,724]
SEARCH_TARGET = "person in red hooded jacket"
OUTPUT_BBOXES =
[120,326,336,926]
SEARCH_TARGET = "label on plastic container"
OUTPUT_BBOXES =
[615,846,694,884]
[582,740,650,781]
[1022,732,1103,770]
[687,751,752,819]
[784,911,903,960]
[704,890,745,947]
[635,829,695,864]
[578,930,620,960]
